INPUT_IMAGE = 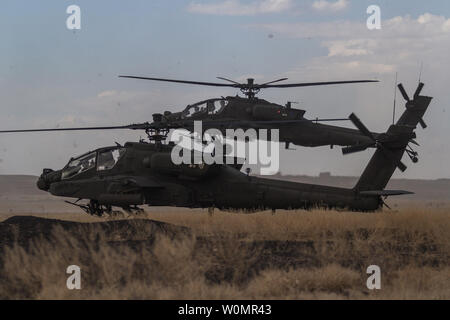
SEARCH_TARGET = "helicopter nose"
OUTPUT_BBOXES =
[36,177,48,191]
[37,168,61,191]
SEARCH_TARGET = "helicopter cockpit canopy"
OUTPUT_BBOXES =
[182,98,228,118]
[97,148,126,171]
[61,147,126,180]
[62,152,96,180]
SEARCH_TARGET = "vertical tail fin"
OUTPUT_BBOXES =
[343,83,432,192]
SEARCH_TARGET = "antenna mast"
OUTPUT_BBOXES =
[392,72,398,124]
[418,62,423,84]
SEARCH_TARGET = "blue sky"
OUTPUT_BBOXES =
[0,0,449,179]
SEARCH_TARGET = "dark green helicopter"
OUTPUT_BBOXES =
[0,83,431,216]
[118,75,383,149]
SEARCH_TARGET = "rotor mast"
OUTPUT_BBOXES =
[241,78,258,99]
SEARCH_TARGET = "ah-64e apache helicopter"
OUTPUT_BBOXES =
[2,76,384,150]
[116,75,385,149]
[0,83,432,216]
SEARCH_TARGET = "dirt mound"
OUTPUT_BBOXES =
[0,212,448,299]
[0,216,445,274]
[0,216,191,249]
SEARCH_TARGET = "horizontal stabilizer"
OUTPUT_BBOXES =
[359,190,414,197]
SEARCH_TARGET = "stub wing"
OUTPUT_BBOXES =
[359,190,414,197]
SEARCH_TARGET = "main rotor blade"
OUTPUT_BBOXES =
[120,75,378,90]
[260,78,289,86]
[216,77,241,85]
[0,123,153,134]
[119,75,237,88]
[348,113,376,141]
[250,118,351,125]
[397,83,410,101]
[193,118,352,129]
[260,80,378,88]
[216,77,289,86]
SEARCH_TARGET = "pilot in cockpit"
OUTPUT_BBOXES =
[207,101,215,114]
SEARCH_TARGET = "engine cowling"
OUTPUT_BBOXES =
[252,104,305,121]
[146,153,218,180]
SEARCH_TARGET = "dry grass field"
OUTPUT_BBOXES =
[0,208,449,300]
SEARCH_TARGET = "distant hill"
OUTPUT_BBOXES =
[0,175,45,196]
[0,175,73,215]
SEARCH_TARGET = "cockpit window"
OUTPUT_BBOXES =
[213,100,228,114]
[182,99,228,118]
[97,148,126,171]
[61,152,96,180]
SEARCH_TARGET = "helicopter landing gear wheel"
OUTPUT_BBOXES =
[65,199,108,217]
[86,200,105,217]
[122,205,146,216]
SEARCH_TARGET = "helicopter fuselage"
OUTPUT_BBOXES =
[37,141,382,215]
[158,96,376,148]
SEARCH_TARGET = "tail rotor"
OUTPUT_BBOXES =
[342,113,409,172]
[342,82,430,171]
[398,82,427,129]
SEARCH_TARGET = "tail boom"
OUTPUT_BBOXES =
[354,83,432,193]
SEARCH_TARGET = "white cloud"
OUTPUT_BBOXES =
[250,13,450,179]
[56,115,79,126]
[97,90,117,98]
[187,0,293,16]
[325,39,375,57]
[254,14,450,73]
[312,0,348,12]
[255,13,450,40]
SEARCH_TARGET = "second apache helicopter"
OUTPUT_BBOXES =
[0,83,432,216]
[2,75,384,149]
[117,75,384,149]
